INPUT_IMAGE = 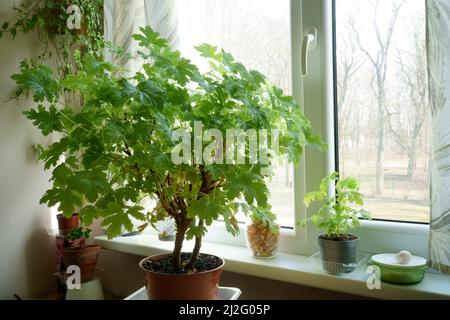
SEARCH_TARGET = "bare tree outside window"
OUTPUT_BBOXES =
[336,0,430,223]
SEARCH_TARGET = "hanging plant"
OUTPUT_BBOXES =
[0,0,105,80]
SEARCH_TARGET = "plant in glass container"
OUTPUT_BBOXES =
[244,205,280,258]
[301,172,371,274]
[155,218,176,241]
[12,26,325,299]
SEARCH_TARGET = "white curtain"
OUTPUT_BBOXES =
[103,0,179,72]
[427,0,450,274]
[102,0,178,233]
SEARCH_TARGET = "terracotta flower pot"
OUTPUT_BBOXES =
[139,253,225,300]
[57,213,80,236]
[62,245,101,281]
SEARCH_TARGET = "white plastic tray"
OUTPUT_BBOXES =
[125,286,241,300]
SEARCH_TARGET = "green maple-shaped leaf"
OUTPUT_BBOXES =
[132,26,168,49]
[186,193,227,225]
[39,137,70,170]
[40,187,82,217]
[127,206,146,221]
[51,163,72,186]
[68,169,109,203]
[79,205,99,226]
[186,223,208,240]
[100,202,134,239]
[224,171,268,206]
[195,44,220,60]
[12,62,58,102]
[23,105,63,136]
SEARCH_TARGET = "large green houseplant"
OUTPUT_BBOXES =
[13,27,325,299]
[302,172,371,274]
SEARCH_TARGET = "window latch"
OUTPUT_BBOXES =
[301,27,318,77]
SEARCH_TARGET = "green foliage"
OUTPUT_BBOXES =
[301,172,371,236]
[11,62,58,102]
[242,204,279,234]
[67,227,91,241]
[12,26,325,245]
[1,0,105,80]
[23,104,62,135]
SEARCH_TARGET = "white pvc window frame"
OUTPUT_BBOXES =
[299,0,429,258]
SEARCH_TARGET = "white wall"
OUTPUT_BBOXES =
[0,1,56,299]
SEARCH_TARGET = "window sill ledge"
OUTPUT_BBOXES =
[94,234,450,300]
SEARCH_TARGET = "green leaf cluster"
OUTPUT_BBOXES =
[67,227,92,241]
[12,26,325,243]
[1,0,106,81]
[242,204,279,234]
[301,172,371,236]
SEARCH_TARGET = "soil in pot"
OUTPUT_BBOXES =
[57,213,79,236]
[318,234,359,274]
[140,253,225,300]
[142,253,221,274]
[320,234,358,241]
[62,245,101,282]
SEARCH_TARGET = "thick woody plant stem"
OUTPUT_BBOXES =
[173,221,188,272]
[185,219,204,270]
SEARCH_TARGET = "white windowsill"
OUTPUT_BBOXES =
[94,234,450,300]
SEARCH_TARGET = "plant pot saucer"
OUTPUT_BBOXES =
[125,286,242,300]
[310,251,370,276]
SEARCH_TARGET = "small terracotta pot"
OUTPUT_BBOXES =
[139,253,225,300]
[62,245,101,281]
[57,213,79,236]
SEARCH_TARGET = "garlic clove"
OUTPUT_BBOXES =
[395,250,412,265]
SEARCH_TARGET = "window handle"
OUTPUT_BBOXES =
[301,27,318,77]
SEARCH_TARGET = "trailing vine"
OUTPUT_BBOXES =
[0,0,105,82]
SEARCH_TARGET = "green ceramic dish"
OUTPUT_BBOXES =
[369,253,428,285]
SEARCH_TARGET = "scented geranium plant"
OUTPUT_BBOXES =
[12,27,325,272]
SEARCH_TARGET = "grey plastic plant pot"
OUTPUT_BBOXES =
[318,235,359,274]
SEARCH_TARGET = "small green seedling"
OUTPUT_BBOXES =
[301,172,371,237]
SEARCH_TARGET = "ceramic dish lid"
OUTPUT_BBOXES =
[371,253,427,268]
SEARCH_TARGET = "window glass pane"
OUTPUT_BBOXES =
[336,0,430,223]
[177,0,294,227]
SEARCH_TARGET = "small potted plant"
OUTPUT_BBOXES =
[56,213,80,236]
[244,205,280,258]
[301,172,371,274]
[61,226,101,281]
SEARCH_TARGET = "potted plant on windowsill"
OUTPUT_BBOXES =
[301,172,371,274]
[244,205,280,258]
[11,26,325,299]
